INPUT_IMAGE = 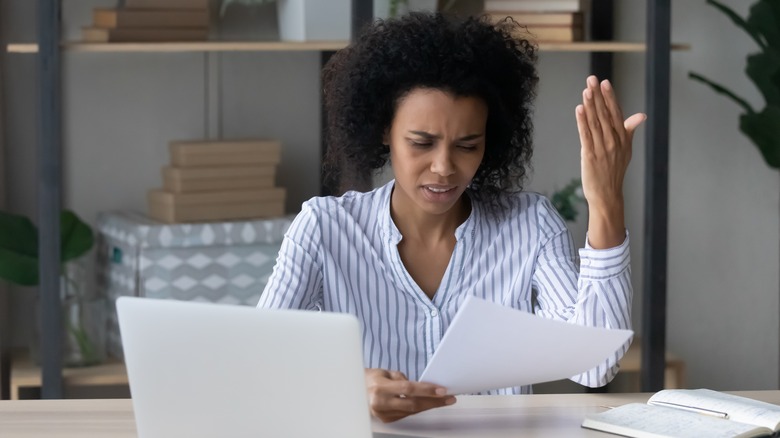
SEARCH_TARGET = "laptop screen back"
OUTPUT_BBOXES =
[117,297,372,438]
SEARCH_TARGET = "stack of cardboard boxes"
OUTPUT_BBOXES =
[148,139,286,223]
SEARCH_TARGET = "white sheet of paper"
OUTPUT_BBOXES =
[418,295,634,395]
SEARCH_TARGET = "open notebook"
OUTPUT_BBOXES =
[582,389,780,438]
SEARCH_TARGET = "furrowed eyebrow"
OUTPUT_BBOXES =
[458,134,484,141]
[408,130,439,139]
[408,131,484,141]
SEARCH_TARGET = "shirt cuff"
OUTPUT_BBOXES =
[578,230,630,279]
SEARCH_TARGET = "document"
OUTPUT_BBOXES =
[418,295,634,394]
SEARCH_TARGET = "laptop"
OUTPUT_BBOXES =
[117,296,374,438]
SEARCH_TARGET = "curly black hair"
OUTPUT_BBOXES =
[322,12,538,205]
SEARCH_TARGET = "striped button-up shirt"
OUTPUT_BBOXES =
[258,180,632,394]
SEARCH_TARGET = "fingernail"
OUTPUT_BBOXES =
[435,388,447,395]
[584,89,592,99]
[602,80,611,90]
[445,397,456,405]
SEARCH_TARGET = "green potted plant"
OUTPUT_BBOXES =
[551,178,585,223]
[688,0,780,170]
[0,209,103,367]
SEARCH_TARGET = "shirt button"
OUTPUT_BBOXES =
[430,309,439,317]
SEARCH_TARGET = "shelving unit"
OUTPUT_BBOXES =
[7,41,690,54]
[7,0,675,398]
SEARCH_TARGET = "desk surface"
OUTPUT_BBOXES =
[1,391,778,437]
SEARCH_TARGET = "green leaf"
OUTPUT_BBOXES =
[747,0,780,49]
[739,106,780,169]
[0,247,39,286]
[0,209,94,286]
[707,0,766,50]
[688,72,755,114]
[0,211,38,258]
[60,210,94,263]
[745,52,780,106]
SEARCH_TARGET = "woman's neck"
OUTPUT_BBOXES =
[389,189,471,244]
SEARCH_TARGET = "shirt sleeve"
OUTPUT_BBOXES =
[257,205,324,311]
[531,198,633,388]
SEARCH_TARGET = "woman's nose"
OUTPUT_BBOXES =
[430,148,455,176]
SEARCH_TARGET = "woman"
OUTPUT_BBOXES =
[258,12,645,423]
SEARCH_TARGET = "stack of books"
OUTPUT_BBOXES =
[147,139,286,224]
[484,0,585,43]
[82,0,210,43]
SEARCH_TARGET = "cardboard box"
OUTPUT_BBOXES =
[96,211,294,358]
[169,139,282,167]
[147,187,286,223]
[162,165,276,193]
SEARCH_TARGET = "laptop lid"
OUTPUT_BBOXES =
[117,296,372,438]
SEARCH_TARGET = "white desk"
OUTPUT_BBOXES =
[1,391,778,437]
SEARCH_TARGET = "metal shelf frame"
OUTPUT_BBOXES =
[31,0,671,397]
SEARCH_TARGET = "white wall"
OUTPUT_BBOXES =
[1,0,778,390]
[667,0,778,390]
[614,0,779,390]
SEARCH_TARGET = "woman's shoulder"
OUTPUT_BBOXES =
[299,182,391,219]
[475,190,553,219]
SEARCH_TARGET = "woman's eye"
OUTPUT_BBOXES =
[409,139,433,147]
[458,144,478,150]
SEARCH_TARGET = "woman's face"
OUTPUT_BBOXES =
[388,88,487,217]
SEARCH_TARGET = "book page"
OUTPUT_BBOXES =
[649,389,780,431]
[582,403,771,438]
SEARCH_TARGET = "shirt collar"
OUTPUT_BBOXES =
[379,179,479,244]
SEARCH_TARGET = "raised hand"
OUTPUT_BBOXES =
[365,368,456,423]
[575,75,646,249]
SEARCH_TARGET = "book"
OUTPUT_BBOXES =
[92,8,210,29]
[581,389,780,438]
[81,27,209,43]
[147,188,286,223]
[122,0,210,9]
[162,165,277,193]
[484,0,586,13]
[169,139,282,168]
[487,12,583,26]
[519,25,583,42]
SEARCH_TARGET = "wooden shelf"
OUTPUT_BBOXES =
[10,349,128,400]
[8,41,349,53]
[540,41,690,52]
[6,41,691,54]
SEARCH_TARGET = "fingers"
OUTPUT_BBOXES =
[582,78,605,155]
[575,104,592,158]
[600,79,626,136]
[365,368,456,423]
[581,75,625,155]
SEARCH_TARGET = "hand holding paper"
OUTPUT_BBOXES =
[419,296,633,395]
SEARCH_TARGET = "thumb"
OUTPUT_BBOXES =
[624,113,647,138]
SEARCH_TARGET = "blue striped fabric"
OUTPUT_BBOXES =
[258,180,632,394]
